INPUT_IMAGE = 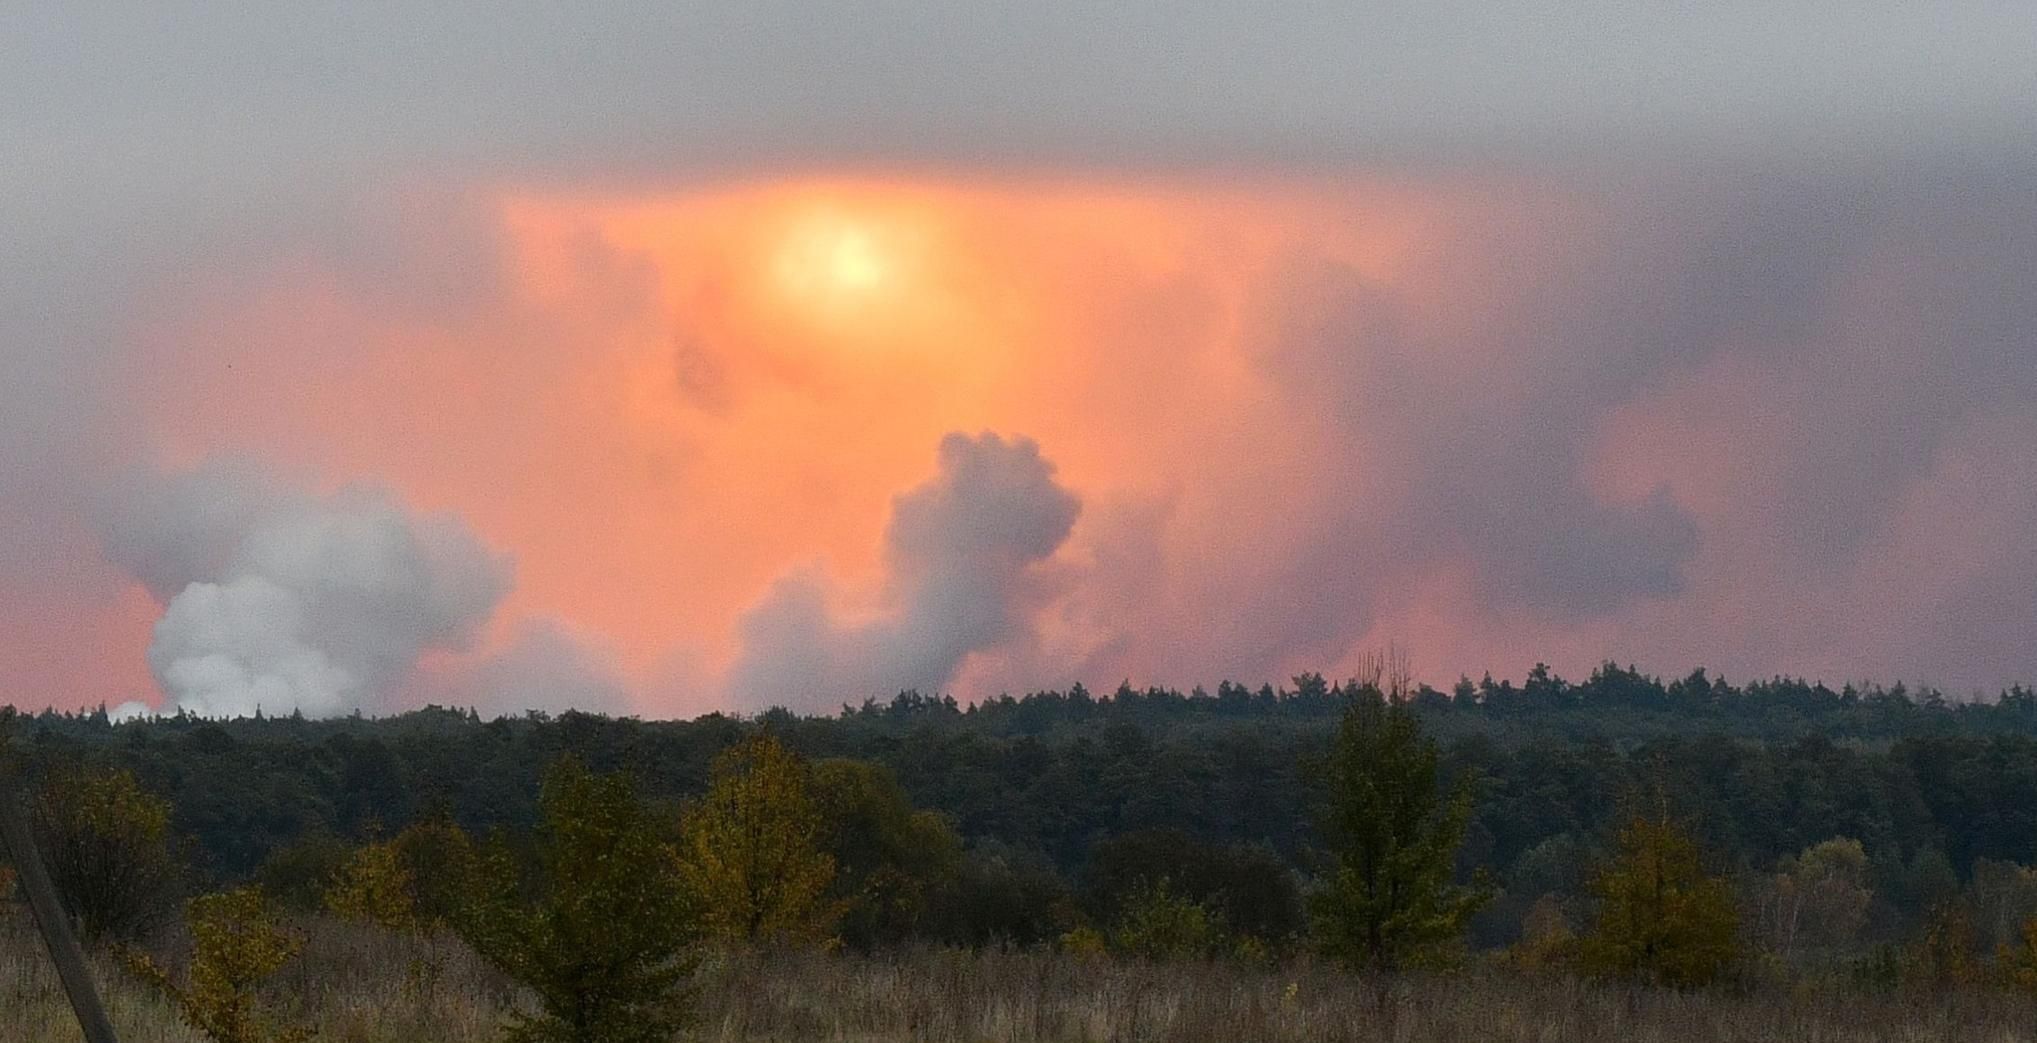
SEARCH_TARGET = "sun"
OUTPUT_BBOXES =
[773,210,900,308]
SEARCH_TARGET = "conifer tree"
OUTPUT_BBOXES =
[1310,693,1488,974]
[454,757,696,1043]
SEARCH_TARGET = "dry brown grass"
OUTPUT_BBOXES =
[5,910,2036,1042]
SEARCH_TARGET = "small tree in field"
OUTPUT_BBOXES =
[677,734,839,946]
[1579,813,1739,987]
[1311,693,1488,976]
[454,757,697,1043]
[127,888,311,1043]
[33,764,183,943]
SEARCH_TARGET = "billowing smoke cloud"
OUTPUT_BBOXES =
[728,432,1079,712]
[99,461,512,717]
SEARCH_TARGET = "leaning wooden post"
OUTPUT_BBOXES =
[0,735,121,1043]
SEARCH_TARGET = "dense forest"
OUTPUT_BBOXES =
[10,661,2037,959]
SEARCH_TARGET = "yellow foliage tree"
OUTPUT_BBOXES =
[677,734,839,946]
[1509,893,1576,971]
[1905,902,1980,988]
[127,888,310,1043]
[2000,917,2037,991]
[1578,814,1739,987]
[324,839,419,932]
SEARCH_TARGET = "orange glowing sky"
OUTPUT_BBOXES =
[9,5,2037,720]
[121,176,1471,709]
[44,160,2028,717]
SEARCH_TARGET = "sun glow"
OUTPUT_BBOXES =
[769,207,922,330]
[780,217,888,293]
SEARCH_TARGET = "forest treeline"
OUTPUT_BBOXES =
[8,665,2037,1038]
[4,668,2037,930]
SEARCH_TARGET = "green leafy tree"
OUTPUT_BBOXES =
[677,734,839,946]
[1311,695,1488,974]
[254,832,351,912]
[1752,837,1872,962]
[32,764,184,943]
[1579,813,1739,987]
[127,887,311,1043]
[811,758,963,948]
[391,813,480,925]
[454,757,697,1043]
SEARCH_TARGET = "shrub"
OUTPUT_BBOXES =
[1509,893,1576,970]
[389,814,478,925]
[254,833,351,912]
[1111,878,1224,960]
[1904,901,1980,988]
[1999,916,2037,991]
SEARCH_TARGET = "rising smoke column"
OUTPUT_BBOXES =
[99,461,511,718]
[728,431,1080,712]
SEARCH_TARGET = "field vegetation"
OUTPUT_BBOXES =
[7,664,2037,1040]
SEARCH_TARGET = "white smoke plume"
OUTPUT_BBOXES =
[728,431,1080,712]
[100,461,511,718]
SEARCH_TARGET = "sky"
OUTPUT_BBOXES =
[5,4,2036,718]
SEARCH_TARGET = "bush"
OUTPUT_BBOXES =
[1083,829,1303,945]
[1111,878,1225,960]
[389,814,478,925]
[925,844,1077,947]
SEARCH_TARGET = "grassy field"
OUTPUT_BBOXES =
[6,912,2037,1043]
